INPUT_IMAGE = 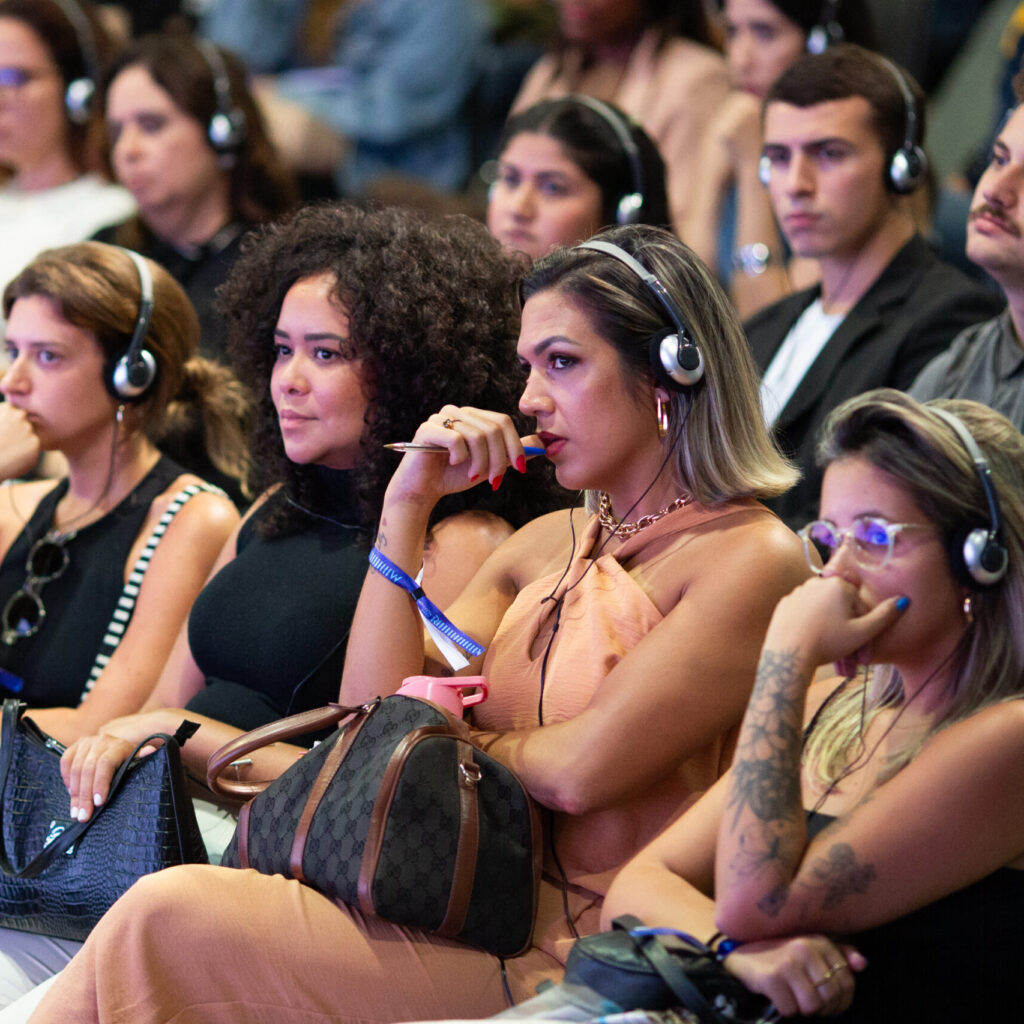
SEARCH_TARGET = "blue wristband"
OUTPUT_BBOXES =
[368,547,485,658]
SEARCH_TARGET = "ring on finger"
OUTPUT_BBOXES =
[817,962,847,986]
[442,418,460,430]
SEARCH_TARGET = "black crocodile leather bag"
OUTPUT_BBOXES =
[0,699,208,940]
[208,695,542,959]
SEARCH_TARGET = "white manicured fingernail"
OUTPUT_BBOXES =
[93,793,103,806]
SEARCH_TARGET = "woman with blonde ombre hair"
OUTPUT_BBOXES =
[600,389,1024,1022]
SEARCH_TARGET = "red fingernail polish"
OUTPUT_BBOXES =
[491,474,504,491]
[515,455,526,473]
[469,474,481,483]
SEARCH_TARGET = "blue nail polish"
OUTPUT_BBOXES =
[896,596,910,611]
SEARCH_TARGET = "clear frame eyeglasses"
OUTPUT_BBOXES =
[798,516,933,575]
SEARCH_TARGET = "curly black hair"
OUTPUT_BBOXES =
[219,202,566,536]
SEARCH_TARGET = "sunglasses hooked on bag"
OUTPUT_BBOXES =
[0,699,209,940]
[207,693,542,958]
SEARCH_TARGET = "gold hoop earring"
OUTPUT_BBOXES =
[655,394,669,439]
[963,593,974,624]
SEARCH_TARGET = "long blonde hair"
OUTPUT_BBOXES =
[522,225,798,506]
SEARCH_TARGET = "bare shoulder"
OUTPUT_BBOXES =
[657,36,728,84]
[146,474,239,536]
[429,509,514,554]
[928,699,1024,762]
[688,503,805,564]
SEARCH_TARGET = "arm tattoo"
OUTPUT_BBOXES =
[727,648,804,828]
[804,843,876,908]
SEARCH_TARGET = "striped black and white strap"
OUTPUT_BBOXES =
[81,483,224,702]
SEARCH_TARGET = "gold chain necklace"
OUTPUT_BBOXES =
[597,491,692,538]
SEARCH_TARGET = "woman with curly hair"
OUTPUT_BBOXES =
[0,202,563,1009]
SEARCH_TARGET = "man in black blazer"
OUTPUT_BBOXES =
[746,46,1003,529]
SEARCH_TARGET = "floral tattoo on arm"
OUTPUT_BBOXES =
[725,649,876,919]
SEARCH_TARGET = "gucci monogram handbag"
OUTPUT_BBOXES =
[207,694,542,958]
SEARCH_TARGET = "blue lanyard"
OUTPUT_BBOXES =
[368,547,485,662]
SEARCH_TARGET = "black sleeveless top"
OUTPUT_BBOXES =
[184,470,369,737]
[790,811,1024,1022]
[0,457,184,706]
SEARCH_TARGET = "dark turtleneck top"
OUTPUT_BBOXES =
[185,469,369,737]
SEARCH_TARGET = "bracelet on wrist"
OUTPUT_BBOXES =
[368,546,484,670]
[706,931,743,962]
[732,242,776,278]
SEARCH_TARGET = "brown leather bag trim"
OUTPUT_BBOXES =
[288,711,369,882]
[236,799,253,868]
[206,701,370,798]
[437,739,479,938]
[357,723,456,916]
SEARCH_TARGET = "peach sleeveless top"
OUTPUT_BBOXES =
[474,498,767,900]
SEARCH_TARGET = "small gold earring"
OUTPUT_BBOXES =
[963,593,974,624]
[655,394,669,438]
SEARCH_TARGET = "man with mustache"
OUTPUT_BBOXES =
[745,45,1002,530]
[910,94,1024,426]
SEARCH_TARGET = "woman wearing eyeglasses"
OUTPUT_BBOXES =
[0,242,244,745]
[599,389,1024,1022]
[0,0,135,323]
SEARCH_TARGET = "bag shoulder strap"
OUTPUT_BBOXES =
[81,482,224,702]
[611,916,724,1024]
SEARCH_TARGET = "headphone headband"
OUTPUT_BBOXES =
[575,239,704,390]
[49,0,99,125]
[568,96,646,225]
[109,248,157,400]
[807,0,844,54]
[195,39,246,158]
[929,406,1008,588]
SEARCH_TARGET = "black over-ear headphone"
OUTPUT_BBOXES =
[569,95,646,225]
[756,55,928,195]
[49,0,99,125]
[806,0,844,55]
[195,39,247,160]
[878,55,928,194]
[576,239,704,389]
[107,248,158,401]
[929,406,1009,588]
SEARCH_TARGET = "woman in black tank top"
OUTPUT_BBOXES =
[0,241,243,744]
[604,389,1024,1022]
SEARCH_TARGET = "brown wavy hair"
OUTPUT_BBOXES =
[3,241,250,484]
[219,202,566,537]
[101,33,298,225]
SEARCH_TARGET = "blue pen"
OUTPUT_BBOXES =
[384,443,546,455]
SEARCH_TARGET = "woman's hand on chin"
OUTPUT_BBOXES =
[724,934,866,1018]
[763,575,909,673]
[387,405,541,505]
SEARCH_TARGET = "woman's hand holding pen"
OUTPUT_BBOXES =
[385,405,543,506]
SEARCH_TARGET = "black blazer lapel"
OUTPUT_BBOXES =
[772,236,931,431]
